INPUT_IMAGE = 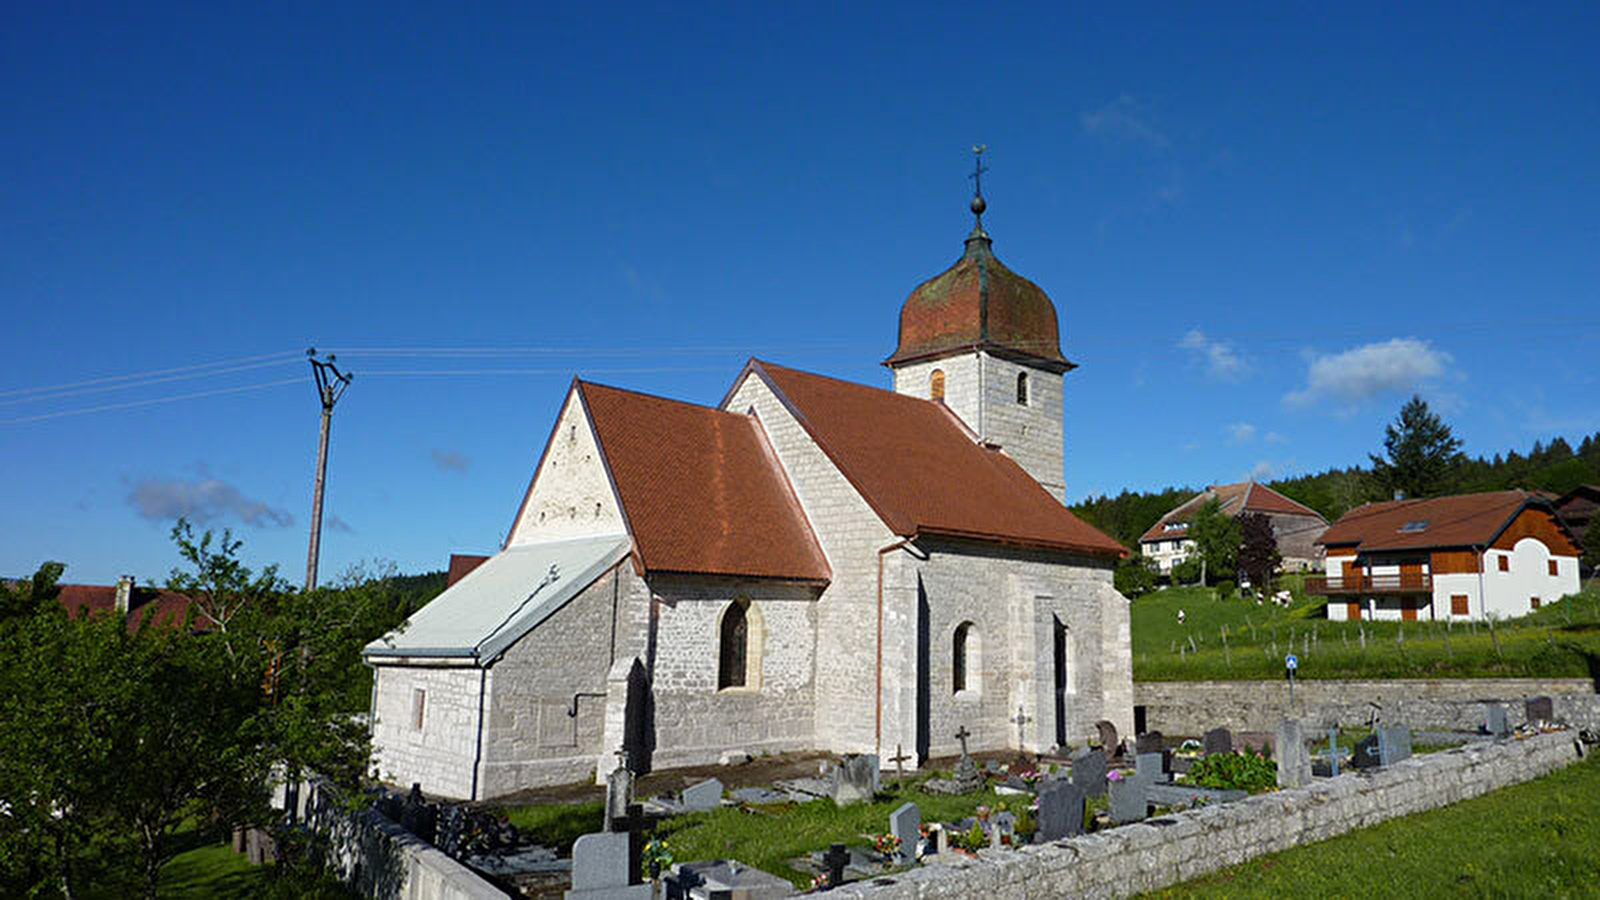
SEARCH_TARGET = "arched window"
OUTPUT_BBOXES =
[930,369,946,402]
[953,621,978,694]
[718,599,750,690]
[1016,371,1029,405]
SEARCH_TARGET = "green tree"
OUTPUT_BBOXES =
[1236,512,1282,591]
[1583,524,1600,583]
[1369,395,1464,499]
[1189,498,1241,585]
[1114,555,1157,597]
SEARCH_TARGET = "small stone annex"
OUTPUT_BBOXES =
[363,190,1135,800]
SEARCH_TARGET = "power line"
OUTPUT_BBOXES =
[0,357,301,407]
[0,377,303,425]
[0,350,302,400]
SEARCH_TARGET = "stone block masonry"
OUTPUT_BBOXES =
[835,730,1588,899]
[1134,678,1596,736]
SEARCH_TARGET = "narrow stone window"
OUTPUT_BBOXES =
[411,688,427,730]
[930,369,946,402]
[953,621,976,693]
[1016,371,1029,405]
[718,599,750,690]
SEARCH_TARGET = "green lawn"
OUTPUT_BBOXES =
[156,839,271,899]
[1145,753,1600,898]
[1131,585,1600,681]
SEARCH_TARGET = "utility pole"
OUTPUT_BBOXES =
[304,348,352,592]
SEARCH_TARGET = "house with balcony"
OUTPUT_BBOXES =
[1310,490,1581,622]
[1138,480,1329,574]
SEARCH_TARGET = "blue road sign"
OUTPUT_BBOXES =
[1285,654,1299,671]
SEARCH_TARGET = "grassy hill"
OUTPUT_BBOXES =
[1131,584,1600,682]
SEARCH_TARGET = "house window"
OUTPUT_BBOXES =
[1016,371,1029,405]
[1531,596,1541,610]
[1498,555,1509,572]
[953,622,978,694]
[411,688,427,731]
[1548,559,1559,577]
[930,369,946,402]
[1451,594,1469,616]
[718,600,750,690]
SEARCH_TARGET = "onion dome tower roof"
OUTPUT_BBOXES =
[885,190,1074,373]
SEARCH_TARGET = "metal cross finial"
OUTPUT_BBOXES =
[970,145,988,196]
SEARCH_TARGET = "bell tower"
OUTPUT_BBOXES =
[884,151,1074,501]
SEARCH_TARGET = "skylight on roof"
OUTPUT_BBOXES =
[1163,522,1185,532]
[1398,520,1430,533]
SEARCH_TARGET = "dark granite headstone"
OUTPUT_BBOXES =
[1526,696,1554,724]
[1070,747,1108,797]
[1135,731,1164,755]
[1034,780,1086,841]
[1377,726,1412,766]
[1135,752,1171,784]
[889,802,919,865]
[1484,703,1509,737]
[1109,773,1151,824]
[1352,734,1381,769]
[1203,727,1233,755]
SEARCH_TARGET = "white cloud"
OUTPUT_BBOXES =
[1284,338,1452,408]
[1265,431,1289,445]
[1081,95,1170,148]
[127,477,292,528]
[1179,330,1248,380]
[1226,422,1257,444]
[1244,460,1275,481]
[431,449,471,473]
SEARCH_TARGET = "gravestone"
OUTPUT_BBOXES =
[604,755,634,832]
[665,860,792,900]
[1274,719,1311,789]
[1109,773,1151,824]
[1203,727,1233,755]
[1135,731,1164,755]
[680,778,723,812]
[1034,780,1086,841]
[1526,696,1554,724]
[1377,726,1412,766]
[823,843,850,888]
[566,831,650,899]
[830,754,880,805]
[1070,747,1108,797]
[1136,752,1171,784]
[951,726,984,794]
[889,802,919,865]
[1095,720,1120,760]
[1484,703,1509,737]
[1351,734,1381,770]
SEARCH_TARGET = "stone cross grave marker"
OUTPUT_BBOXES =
[889,802,919,865]
[1095,720,1120,760]
[955,725,972,757]
[1012,705,1031,747]
[1526,696,1554,724]
[1484,703,1509,737]
[1377,726,1412,766]
[889,744,913,784]
[1275,719,1311,788]
[1203,727,1233,755]
[1109,772,1151,824]
[1034,780,1086,841]
[823,842,851,888]
[680,778,723,812]
[1070,747,1107,797]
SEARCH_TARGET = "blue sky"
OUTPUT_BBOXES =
[3,3,1597,584]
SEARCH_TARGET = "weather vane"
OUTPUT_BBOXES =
[969,144,988,220]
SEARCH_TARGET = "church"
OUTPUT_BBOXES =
[363,190,1134,801]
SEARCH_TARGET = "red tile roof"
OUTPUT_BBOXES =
[446,554,490,588]
[1139,481,1325,544]
[56,584,199,631]
[579,381,832,582]
[1318,490,1567,552]
[745,360,1126,558]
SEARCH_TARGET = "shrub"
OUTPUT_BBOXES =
[1187,750,1277,793]
[1172,558,1203,585]
[1216,579,1236,598]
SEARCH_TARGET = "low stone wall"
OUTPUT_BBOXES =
[838,731,1589,899]
[1134,678,1595,735]
[291,778,508,900]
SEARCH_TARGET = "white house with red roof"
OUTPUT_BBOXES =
[1139,481,1329,575]
[363,193,1135,799]
[1310,490,1582,622]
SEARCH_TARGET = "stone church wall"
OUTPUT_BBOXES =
[725,372,900,756]
[646,575,820,770]
[370,664,486,801]
[478,563,637,797]
[904,539,1127,760]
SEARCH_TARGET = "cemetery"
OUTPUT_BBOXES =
[272,694,1595,899]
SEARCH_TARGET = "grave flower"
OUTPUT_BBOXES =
[1107,770,1124,782]
[873,833,902,857]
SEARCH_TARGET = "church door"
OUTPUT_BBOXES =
[1052,615,1069,748]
